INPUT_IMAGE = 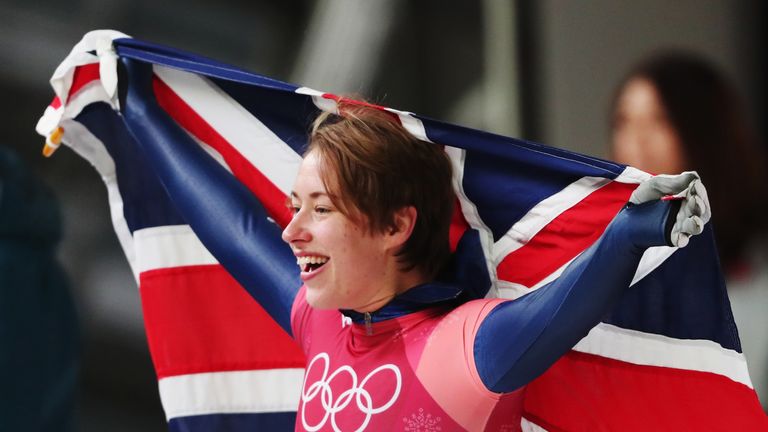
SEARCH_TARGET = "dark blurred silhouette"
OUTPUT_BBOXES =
[0,145,79,431]
[609,50,768,410]
[610,50,768,273]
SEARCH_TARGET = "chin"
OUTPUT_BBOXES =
[304,286,338,310]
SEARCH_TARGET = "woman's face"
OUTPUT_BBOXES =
[282,150,397,310]
[611,78,687,175]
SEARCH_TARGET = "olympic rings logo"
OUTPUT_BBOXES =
[300,352,402,432]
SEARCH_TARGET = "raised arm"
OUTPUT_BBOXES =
[119,58,299,334]
[474,174,709,393]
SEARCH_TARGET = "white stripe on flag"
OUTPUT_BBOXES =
[294,88,432,143]
[158,369,305,420]
[445,145,500,298]
[64,80,115,121]
[630,245,676,286]
[134,225,218,273]
[521,417,549,432]
[387,109,431,143]
[60,119,139,282]
[613,166,652,184]
[574,322,753,388]
[296,86,339,114]
[36,104,62,138]
[497,244,677,298]
[495,255,579,299]
[154,65,302,195]
[492,176,612,264]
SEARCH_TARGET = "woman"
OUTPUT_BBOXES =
[610,51,768,409]
[120,58,709,430]
[610,51,767,275]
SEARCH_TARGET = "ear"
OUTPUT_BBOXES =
[385,206,418,250]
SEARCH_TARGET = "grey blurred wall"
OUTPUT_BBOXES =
[527,0,763,157]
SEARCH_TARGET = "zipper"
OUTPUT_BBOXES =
[364,312,373,336]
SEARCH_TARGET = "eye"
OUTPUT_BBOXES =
[286,200,301,215]
[314,206,332,214]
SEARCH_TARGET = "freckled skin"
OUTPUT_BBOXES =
[611,78,687,175]
[282,151,424,312]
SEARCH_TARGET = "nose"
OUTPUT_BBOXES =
[281,209,310,245]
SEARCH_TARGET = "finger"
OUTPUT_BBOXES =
[684,195,706,217]
[692,215,704,235]
[654,172,699,195]
[681,215,704,236]
[630,172,702,204]
[672,231,690,248]
[631,178,683,204]
[691,180,712,222]
[691,179,707,199]
[693,195,706,217]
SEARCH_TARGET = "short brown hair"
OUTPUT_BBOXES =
[307,100,455,279]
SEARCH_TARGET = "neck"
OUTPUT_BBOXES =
[352,267,429,313]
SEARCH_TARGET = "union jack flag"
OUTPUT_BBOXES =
[37,30,766,431]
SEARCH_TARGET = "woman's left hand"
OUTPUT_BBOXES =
[629,171,711,247]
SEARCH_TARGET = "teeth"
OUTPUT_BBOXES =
[296,256,329,267]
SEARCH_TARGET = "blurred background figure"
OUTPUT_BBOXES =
[0,145,79,431]
[609,51,768,409]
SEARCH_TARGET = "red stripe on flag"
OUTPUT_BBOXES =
[524,350,768,431]
[496,181,637,287]
[50,96,62,110]
[140,265,305,379]
[321,93,402,124]
[151,76,294,228]
[449,199,470,252]
[68,63,101,102]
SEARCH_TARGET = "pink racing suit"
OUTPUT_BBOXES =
[292,286,522,432]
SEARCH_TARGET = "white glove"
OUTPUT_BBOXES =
[629,171,711,248]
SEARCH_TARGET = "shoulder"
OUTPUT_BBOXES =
[448,298,509,323]
[427,298,509,343]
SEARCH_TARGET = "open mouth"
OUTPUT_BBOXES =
[297,256,329,274]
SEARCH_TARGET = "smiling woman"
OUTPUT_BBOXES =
[119,57,712,431]
[284,150,415,311]
[283,105,454,311]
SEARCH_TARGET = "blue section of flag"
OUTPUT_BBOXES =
[447,229,493,300]
[418,117,628,240]
[212,77,317,155]
[461,148,586,241]
[605,225,741,352]
[418,115,625,176]
[76,102,186,233]
[167,412,296,432]
[114,38,300,93]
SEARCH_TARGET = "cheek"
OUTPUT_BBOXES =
[611,125,643,166]
[644,126,686,174]
[334,235,382,288]
[612,120,686,175]
[611,133,636,164]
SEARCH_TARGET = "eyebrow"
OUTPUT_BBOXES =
[290,191,330,200]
